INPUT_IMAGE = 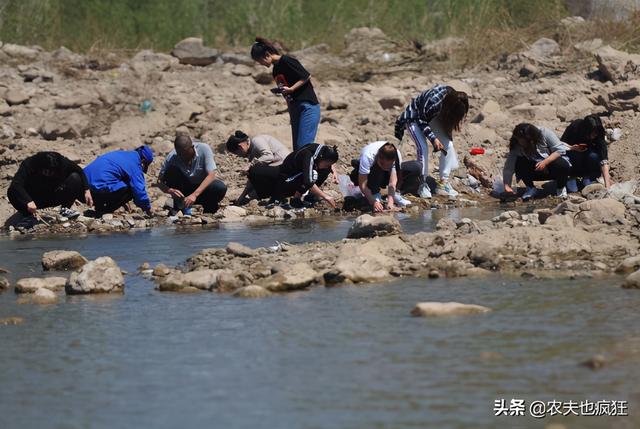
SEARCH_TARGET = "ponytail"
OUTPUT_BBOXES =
[251,37,280,61]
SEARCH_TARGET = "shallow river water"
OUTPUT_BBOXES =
[1,208,639,429]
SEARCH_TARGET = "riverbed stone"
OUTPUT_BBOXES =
[15,277,66,293]
[347,214,402,239]
[171,37,218,66]
[42,250,88,271]
[575,198,626,225]
[232,285,272,298]
[32,288,58,304]
[158,269,223,292]
[0,317,24,325]
[411,302,492,317]
[0,277,9,291]
[261,263,319,292]
[226,242,255,257]
[616,255,640,274]
[152,263,172,277]
[4,89,30,106]
[65,257,125,295]
[622,269,640,289]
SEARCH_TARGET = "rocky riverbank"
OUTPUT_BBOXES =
[1,21,640,235]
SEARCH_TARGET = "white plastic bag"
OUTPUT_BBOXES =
[337,174,363,198]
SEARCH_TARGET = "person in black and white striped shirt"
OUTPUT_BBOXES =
[395,85,468,199]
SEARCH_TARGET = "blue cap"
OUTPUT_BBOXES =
[136,145,154,164]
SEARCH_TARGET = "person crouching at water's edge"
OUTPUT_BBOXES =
[84,146,153,215]
[251,37,320,151]
[502,123,571,200]
[395,85,468,199]
[349,141,411,212]
[158,135,227,214]
[248,144,339,209]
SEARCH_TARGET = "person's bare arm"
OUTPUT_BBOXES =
[184,171,217,207]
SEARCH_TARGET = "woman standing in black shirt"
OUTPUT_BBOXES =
[251,37,321,151]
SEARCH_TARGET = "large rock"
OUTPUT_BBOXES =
[616,255,640,274]
[65,257,125,295]
[39,120,80,140]
[54,94,97,109]
[595,45,640,83]
[575,198,626,225]
[129,50,179,73]
[32,288,58,304]
[3,89,30,106]
[372,87,405,110]
[602,80,640,112]
[158,269,224,292]
[42,250,88,271]
[226,242,255,257]
[2,43,40,60]
[622,269,640,289]
[343,27,398,63]
[15,277,66,293]
[219,205,247,222]
[233,285,272,298]
[171,37,218,66]
[347,214,402,239]
[260,263,318,292]
[411,302,492,317]
[524,38,559,60]
[566,0,640,21]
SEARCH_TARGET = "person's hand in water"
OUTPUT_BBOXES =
[26,201,37,214]
[322,195,336,209]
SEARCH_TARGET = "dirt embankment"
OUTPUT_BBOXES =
[0,23,639,232]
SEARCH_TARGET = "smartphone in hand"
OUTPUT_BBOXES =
[270,87,284,95]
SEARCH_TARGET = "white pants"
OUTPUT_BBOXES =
[406,119,459,180]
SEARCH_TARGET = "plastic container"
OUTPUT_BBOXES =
[470,148,485,155]
[140,100,153,114]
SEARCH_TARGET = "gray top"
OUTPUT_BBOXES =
[248,134,290,166]
[503,127,568,186]
[159,141,216,185]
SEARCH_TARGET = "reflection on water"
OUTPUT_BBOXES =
[2,208,636,429]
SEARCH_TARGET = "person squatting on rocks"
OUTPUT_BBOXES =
[394,84,469,199]
[158,135,227,214]
[502,123,571,201]
[248,143,339,209]
[226,130,290,205]
[84,145,154,215]
[251,37,320,151]
[7,152,93,225]
[349,141,412,212]
[561,114,612,191]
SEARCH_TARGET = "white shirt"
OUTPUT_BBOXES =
[358,141,401,174]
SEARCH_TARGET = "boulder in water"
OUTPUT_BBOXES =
[42,250,88,271]
[233,285,272,298]
[15,277,66,293]
[65,257,125,295]
[411,302,492,317]
[622,269,640,289]
[261,263,319,292]
[347,214,402,239]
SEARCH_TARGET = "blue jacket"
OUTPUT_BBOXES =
[84,150,151,211]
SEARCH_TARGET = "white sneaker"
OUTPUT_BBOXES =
[556,186,568,199]
[522,186,538,201]
[393,193,411,207]
[418,184,432,199]
[582,178,593,187]
[566,178,578,193]
[436,180,459,198]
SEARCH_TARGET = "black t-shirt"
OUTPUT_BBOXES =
[561,119,608,162]
[272,55,318,105]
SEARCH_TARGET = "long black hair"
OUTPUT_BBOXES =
[440,87,469,136]
[509,123,543,157]
[582,114,605,142]
[251,37,280,61]
[318,145,339,164]
[225,130,250,153]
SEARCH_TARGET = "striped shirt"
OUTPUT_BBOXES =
[395,85,449,144]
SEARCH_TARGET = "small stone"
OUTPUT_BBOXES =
[261,263,319,292]
[428,270,440,279]
[0,277,10,291]
[15,277,66,293]
[411,302,492,317]
[65,257,125,295]
[152,263,171,277]
[616,255,640,274]
[233,285,272,298]
[622,269,640,289]
[580,354,607,370]
[226,242,255,257]
[32,288,58,304]
[4,89,30,106]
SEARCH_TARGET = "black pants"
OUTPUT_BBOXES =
[349,160,390,194]
[568,150,602,180]
[163,166,227,213]
[8,172,84,215]
[349,159,422,196]
[248,164,330,201]
[515,156,570,189]
[92,187,133,215]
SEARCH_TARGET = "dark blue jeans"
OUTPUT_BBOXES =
[289,101,320,151]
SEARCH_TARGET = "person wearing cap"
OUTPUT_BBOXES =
[158,135,227,214]
[226,130,290,205]
[84,145,154,215]
[7,151,92,226]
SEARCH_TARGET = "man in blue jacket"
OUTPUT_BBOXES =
[84,146,154,215]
